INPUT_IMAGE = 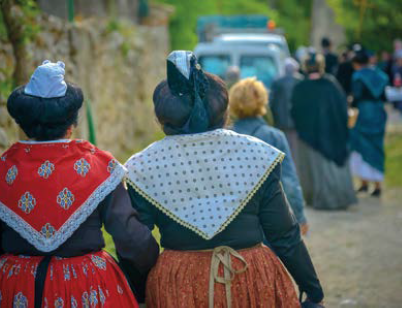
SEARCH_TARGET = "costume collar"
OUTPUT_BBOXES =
[0,140,126,252]
[18,139,72,144]
[353,67,389,98]
[125,129,284,240]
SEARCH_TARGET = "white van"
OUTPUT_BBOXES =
[194,33,289,89]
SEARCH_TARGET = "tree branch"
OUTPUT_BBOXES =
[0,0,30,86]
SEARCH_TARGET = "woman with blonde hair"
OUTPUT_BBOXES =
[125,51,324,307]
[230,77,308,234]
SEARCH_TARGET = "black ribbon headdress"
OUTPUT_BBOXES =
[165,51,210,134]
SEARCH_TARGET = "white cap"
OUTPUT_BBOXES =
[24,60,67,98]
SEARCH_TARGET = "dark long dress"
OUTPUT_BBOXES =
[291,75,357,210]
[350,67,389,181]
[324,52,339,75]
[336,60,354,95]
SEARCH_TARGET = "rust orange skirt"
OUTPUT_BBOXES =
[146,244,300,308]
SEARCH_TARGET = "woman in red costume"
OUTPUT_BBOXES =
[0,60,159,308]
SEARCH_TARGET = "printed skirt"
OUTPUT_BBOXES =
[0,250,138,308]
[146,244,300,308]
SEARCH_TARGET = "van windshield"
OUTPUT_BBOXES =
[240,55,278,88]
[198,55,231,79]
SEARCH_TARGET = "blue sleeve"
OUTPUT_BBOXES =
[259,129,307,224]
[277,133,307,224]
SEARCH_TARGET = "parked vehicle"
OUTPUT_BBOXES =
[194,15,290,89]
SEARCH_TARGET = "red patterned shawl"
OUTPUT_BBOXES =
[0,139,126,252]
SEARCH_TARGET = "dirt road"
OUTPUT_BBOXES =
[304,189,402,307]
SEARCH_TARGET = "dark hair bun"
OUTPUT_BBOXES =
[7,83,83,141]
[321,37,331,48]
[352,50,370,65]
[153,72,228,135]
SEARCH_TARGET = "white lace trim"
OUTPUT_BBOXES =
[0,163,126,252]
[18,139,72,144]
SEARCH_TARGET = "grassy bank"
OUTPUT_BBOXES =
[385,133,402,188]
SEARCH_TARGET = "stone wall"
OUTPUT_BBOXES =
[37,0,141,23]
[0,42,17,152]
[0,11,170,160]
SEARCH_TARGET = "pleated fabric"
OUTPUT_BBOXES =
[146,245,300,308]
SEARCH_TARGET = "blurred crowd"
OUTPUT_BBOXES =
[225,36,396,231]
[295,38,402,113]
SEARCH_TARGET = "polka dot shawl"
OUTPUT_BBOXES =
[125,129,284,240]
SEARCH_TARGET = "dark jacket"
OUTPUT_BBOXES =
[269,73,303,130]
[291,74,349,166]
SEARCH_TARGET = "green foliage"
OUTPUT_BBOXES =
[385,133,402,188]
[0,0,40,100]
[152,0,316,52]
[103,227,162,256]
[0,8,12,102]
[327,0,402,52]
[0,10,7,40]
[0,75,13,99]
[0,0,40,44]
[120,41,130,58]
[270,0,313,51]
[18,0,41,44]
[106,19,122,33]
[0,0,41,44]
[152,0,278,50]
[153,0,400,53]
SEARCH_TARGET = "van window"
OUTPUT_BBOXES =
[240,55,278,88]
[198,55,231,79]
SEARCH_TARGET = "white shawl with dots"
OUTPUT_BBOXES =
[125,129,284,240]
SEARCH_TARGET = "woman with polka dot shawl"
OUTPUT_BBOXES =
[125,51,324,308]
[0,61,159,307]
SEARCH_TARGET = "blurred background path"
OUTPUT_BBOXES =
[306,188,402,307]
[304,107,402,307]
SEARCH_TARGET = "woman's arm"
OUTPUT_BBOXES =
[126,184,157,231]
[99,183,159,301]
[0,222,4,256]
[268,130,307,225]
[259,164,324,303]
